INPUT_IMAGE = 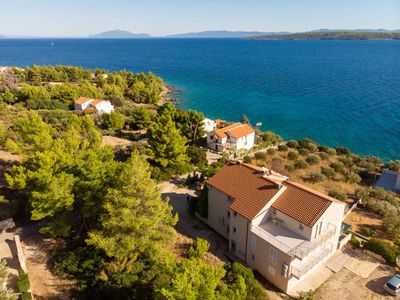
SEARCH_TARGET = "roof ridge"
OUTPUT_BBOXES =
[240,163,282,187]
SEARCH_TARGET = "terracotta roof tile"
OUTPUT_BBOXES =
[90,99,102,105]
[272,181,344,227]
[75,97,92,105]
[208,163,344,225]
[208,163,281,220]
[213,123,254,139]
[226,124,254,139]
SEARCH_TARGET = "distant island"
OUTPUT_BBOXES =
[165,30,289,38]
[251,31,400,40]
[89,29,150,39]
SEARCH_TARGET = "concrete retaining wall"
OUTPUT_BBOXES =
[0,218,15,232]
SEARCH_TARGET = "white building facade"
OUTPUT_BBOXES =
[206,163,348,294]
[74,97,114,113]
[207,123,255,152]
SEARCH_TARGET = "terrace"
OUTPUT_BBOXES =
[250,219,336,260]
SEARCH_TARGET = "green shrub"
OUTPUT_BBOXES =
[328,189,347,201]
[254,151,267,160]
[319,152,329,160]
[287,151,299,161]
[259,131,282,145]
[22,293,32,300]
[287,140,298,148]
[266,148,276,155]
[271,157,282,164]
[298,148,310,156]
[186,146,207,167]
[278,144,288,151]
[198,186,209,218]
[294,160,309,169]
[336,146,350,155]
[321,167,336,179]
[306,172,325,183]
[384,160,400,172]
[345,172,361,184]
[188,238,210,259]
[306,143,318,153]
[330,161,345,173]
[318,145,330,153]
[363,238,400,265]
[327,148,337,156]
[350,234,360,248]
[224,262,266,299]
[338,156,353,167]
[360,227,377,237]
[242,155,252,164]
[285,164,295,172]
[17,269,30,293]
[306,154,321,165]
[4,139,19,154]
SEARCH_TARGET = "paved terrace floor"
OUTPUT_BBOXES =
[258,221,305,252]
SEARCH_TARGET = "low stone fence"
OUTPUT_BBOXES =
[14,236,27,273]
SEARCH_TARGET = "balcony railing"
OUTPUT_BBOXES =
[251,222,337,261]
[288,223,337,260]
[291,242,333,279]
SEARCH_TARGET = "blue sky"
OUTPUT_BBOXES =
[1,0,399,36]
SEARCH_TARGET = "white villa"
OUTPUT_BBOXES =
[203,118,217,133]
[207,122,255,152]
[74,97,114,114]
[206,162,349,294]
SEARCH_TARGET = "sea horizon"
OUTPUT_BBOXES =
[0,38,399,161]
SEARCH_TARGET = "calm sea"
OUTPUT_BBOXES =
[0,39,399,160]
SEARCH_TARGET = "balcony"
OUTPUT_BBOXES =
[291,243,333,279]
[250,221,337,260]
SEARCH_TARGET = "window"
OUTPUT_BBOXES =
[233,227,236,233]
[252,254,255,260]
[227,211,230,218]
[298,223,304,231]
[251,235,257,251]
[269,247,277,265]
[227,196,233,203]
[234,211,237,217]
[281,263,289,278]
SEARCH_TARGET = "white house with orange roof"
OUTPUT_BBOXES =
[74,97,114,113]
[205,162,348,295]
[203,118,217,133]
[207,122,255,152]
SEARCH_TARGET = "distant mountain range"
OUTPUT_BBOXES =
[164,30,290,38]
[88,30,150,39]
[1,29,400,39]
[251,30,400,40]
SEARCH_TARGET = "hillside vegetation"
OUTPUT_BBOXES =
[251,31,400,40]
[0,65,269,299]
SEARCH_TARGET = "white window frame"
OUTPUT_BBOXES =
[269,247,277,265]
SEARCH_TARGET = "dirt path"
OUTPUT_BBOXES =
[315,248,396,300]
[159,177,229,261]
[22,235,74,300]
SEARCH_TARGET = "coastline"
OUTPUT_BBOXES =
[159,84,180,105]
